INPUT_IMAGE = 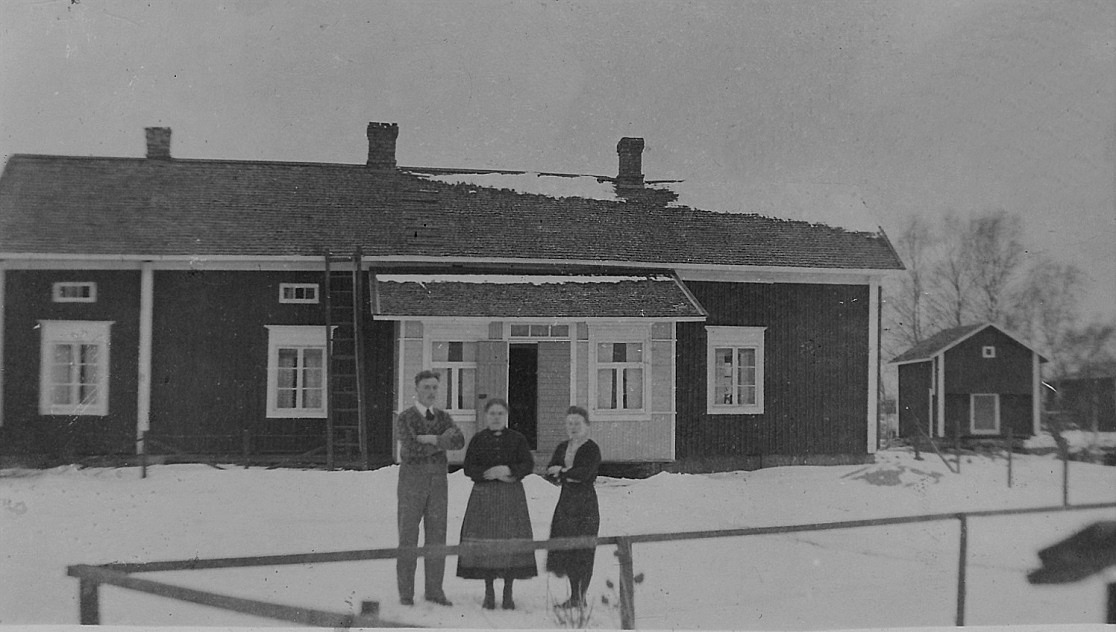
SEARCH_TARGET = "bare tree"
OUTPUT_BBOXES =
[1009,257,1086,377]
[966,210,1026,324]
[927,212,974,328]
[885,215,935,353]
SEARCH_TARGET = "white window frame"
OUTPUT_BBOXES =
[52,282,97,303]
[970,393,1000,435]
[508,322,571,340]
[39,320,112,416]
[266,325,327,418]
[706,326,766,415]
[590,325,651,419]
[430,340,478,413]
[279,283,320,304]
[982,345,996,359]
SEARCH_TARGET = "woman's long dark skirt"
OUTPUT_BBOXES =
[456,481,538,580]
[545,483,600,579]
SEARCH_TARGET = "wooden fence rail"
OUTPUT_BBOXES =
[69,501,1116,629]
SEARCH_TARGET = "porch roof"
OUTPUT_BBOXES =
[371,274,707,320]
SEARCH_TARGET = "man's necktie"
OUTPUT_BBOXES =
[425,409,435,421]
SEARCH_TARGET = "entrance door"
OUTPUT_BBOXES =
[508,344,538,449]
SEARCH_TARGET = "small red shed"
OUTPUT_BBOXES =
[890,323,1046,442]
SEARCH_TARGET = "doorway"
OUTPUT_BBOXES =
[508,344,538,449]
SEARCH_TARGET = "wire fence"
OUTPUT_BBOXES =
[68,500,1116,628]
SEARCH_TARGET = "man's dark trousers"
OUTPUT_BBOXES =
[397,461,449,601]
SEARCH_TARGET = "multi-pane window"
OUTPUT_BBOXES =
[713,347,757,406]
[706,326,765,414]
[279,283,319,304]
[596,342,644,411]
[432,341,477,411]
[509,324,570,338]
[52,282,97,303]
[39,320,111,416]
[266,326,327,418]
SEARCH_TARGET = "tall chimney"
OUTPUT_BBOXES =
[616,137,644,189]
[145,127,172,159]
[366,122,399,169]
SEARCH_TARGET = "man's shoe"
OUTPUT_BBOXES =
[425,594,453,607]
[482,594,496,610]
[399,597,414,606]
[501,597,515,610]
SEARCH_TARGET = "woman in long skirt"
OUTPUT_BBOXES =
[544,405,601,608]
[456,397,537,609]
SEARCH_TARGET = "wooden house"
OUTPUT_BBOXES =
[890,323,1046,442]
[1047,372,1116,433]
[0,123,903,469]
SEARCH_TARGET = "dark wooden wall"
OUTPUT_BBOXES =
[897,361,932,439]
[676,282,870,459]
[2,270,140,456]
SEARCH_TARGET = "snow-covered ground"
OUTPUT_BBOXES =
[2,436,1115,630]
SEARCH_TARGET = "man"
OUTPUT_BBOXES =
[395,370,465,606]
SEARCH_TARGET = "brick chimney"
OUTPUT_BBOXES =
[366,122,399,169]
[145,127,172,159]
[616,137,644,189]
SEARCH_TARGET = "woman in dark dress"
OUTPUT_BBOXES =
[456,397,537,610]
[544,405,601,608]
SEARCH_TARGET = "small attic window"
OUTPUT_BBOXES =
[52,282,96,303]
[279,283,319,304]
[982,345,996,359]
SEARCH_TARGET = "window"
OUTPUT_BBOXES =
[706,326,766,414]
[52,282,96,303]
[432,341,477,411]
[982,345,996,359]
[510,323,570,338]
[266,326,327,418]
[39,320,111,416]
[596,342,644,411]
[970,393,999,434]
[279,283,319,304]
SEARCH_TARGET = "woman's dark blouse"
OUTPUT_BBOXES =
[463,428,535,483]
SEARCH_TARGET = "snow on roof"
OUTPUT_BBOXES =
[417,171,620,201]
[654,178,884,233]
[414,171,882,233]
[376,274,673,285]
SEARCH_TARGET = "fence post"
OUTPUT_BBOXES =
[1063,449,1070,507]
[1006,426,1013,488]
[955,515,968,627]
[954,420,962,474]
[79,578,100,625]
[242,428,251,469]
[140,430,148,480]
[616,537,636,630]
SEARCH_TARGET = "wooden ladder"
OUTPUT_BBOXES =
[324,248,370,470]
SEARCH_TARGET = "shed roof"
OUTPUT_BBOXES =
[0,154,904,271]
[889,323,1046,365]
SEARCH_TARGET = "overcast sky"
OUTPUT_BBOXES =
[1,0,1113,319]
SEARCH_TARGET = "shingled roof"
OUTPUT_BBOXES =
[889,323,1046,364]
[0,153,904,270]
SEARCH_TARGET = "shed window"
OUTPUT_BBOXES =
[706,326,765,415]
[39,320,111,416]
[52,282,97,303]
[279,283,319,304]
[970,393,1000,434]
[432,341,477,411]
[982,345,996,359]
[266,326,327,418]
